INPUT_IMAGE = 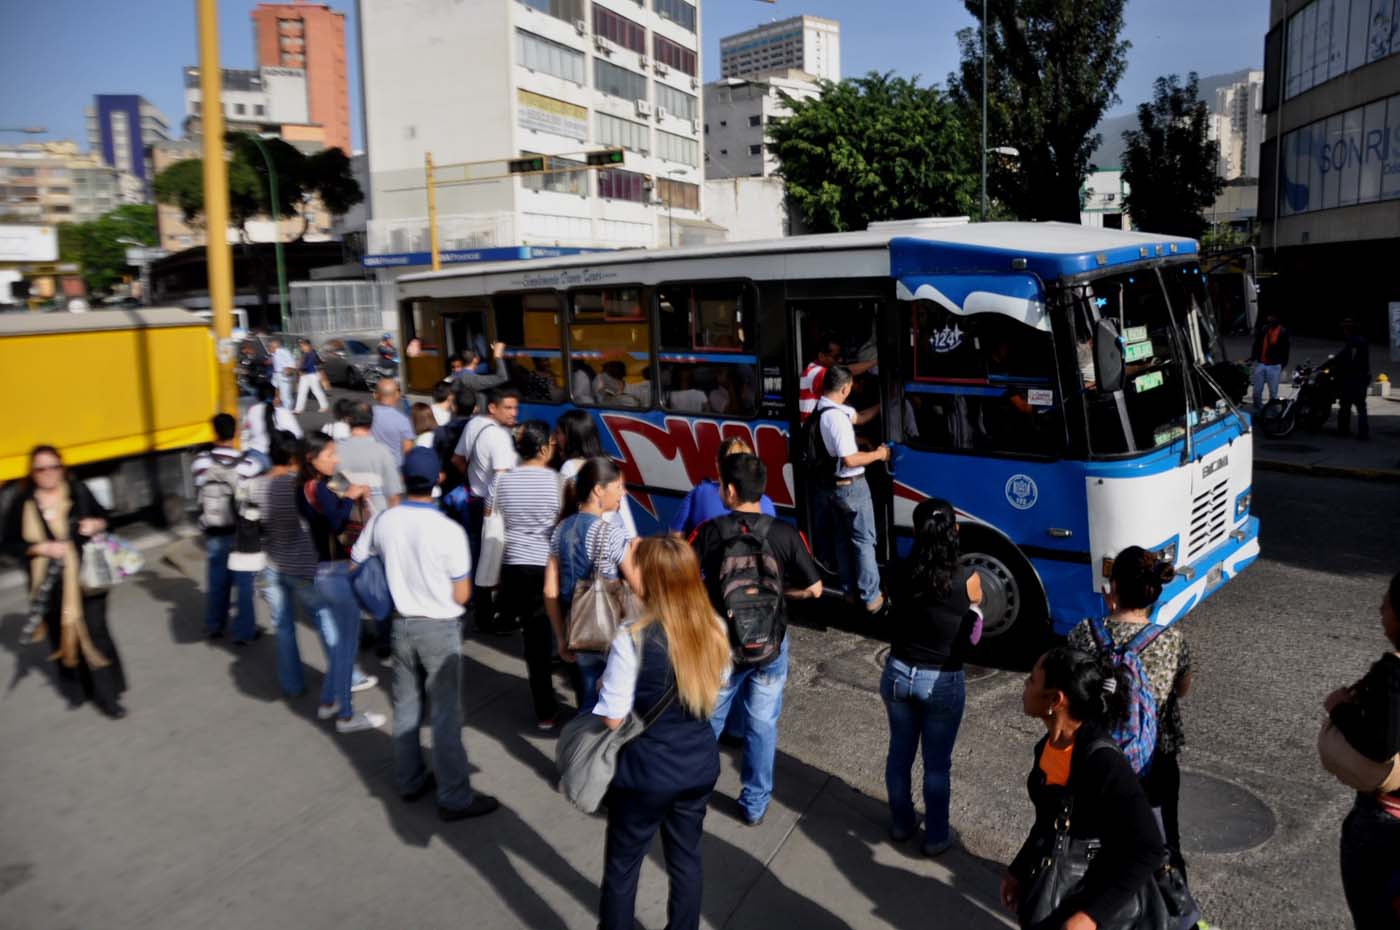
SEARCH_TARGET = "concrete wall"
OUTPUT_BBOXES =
[704,176,795,240]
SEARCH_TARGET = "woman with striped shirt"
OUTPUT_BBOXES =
[493,421,567,728]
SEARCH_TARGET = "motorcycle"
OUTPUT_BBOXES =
[1259,354,1339,438]
[362,352,399,390]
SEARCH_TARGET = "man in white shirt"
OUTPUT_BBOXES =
[813,365,890,613]
[450,385,520,632]
[351,448,499,821]
[269,337,296,411]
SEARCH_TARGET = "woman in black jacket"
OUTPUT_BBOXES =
[1002,647,1165,930]
[2,445,127,717]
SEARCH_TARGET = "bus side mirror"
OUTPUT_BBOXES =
[1095,318,1126,393]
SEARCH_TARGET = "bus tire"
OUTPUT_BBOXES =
[959,531,1050,670]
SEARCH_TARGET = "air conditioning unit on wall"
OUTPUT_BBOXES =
[575,19,587,35]
[635,99,653,117]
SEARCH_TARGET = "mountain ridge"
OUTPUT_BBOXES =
[1090,68,1260,170]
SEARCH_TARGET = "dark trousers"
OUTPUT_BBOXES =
[1340,794,1400,930]
[500,563,556,721]
[47,590,126,712]
[1338,385,1370,439]
[464,499,497,631]
[600,784,713,930]
[1142,750,1185,874]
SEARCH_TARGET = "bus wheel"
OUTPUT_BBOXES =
[960,536,1049,670]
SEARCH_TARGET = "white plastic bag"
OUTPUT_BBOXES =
[476,509,505,588]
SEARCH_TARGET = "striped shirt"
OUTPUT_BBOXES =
[798,362,827,421]
[248,473,318,579]
[493,466,564,567]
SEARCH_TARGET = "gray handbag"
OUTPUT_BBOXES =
[555,636,677,814]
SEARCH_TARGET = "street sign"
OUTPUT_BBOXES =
[124,246,169,265]
[0,225,57,263]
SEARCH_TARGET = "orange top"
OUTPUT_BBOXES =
[1039,741,1073,787]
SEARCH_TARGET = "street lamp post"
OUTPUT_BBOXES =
[981,0,988,222]
[246,133,290,333]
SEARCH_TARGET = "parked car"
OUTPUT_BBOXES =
[320,337,381,388]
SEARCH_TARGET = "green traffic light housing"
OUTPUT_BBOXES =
[586,148,626,167]
[508,156,546,174]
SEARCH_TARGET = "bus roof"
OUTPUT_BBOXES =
[397,222,1197,291]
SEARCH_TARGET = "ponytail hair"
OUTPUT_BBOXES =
[563,456,620,517]
[1039,646,1130,728]
[1110,545,1176,611]
[905,498,960,600]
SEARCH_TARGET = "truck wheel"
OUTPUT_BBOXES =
[960,531,1051,670]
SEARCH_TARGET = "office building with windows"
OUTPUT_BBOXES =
[719,15,839,81]
[1210,70,1265,180]
[252,2,351,153]
[360,0,706,270]
[181,66,328,151]
[703,70,820,179]
[84,95,171,186]
[0,141,143,226]
[1259,0,1399,332]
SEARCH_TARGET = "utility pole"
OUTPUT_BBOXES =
[425,151,441,271]
[196,0,238,419]
[980,0,988,222]
[247,134,289,332]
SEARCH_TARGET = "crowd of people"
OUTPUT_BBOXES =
[5,345,1397,930]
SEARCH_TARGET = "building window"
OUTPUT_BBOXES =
[519,151,587,195]
[656,130,699,166]
[597,112,650,153]
[516,29,586,83]
[596,168,648,202]
[1278,91,1400,215]
[719,148,728,156]
[653,0,696,32]
[593,5,646,53]
[234,103,246,115]
[520,0,585,24]
[654,83,697,121]
[255,104,265,117]
[595,59,648,101]
[653,35,697,76]
[569,288,653,408]
[749,143,763,156]
[655,177,699,211]
[748,114,762,127]
[1284,0,1399,101]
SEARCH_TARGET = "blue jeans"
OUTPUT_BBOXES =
[1340,794,1400,929]
[204,533,256,640]
[574,650,607,715]
[314,562,363,718]
[259,568,325,698]
[392,617,475,810]
[818,477,881,606]
[709,637,789,822]
[880,657,965,845]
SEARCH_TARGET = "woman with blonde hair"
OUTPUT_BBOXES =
[593,535,731,930]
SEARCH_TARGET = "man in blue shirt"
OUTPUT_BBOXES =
[669,437,775,535]
[371,378,416,466]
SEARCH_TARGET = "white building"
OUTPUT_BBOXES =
[1080,168,1131,230]
[1210,70,1264,180]
[703,71,820,179]
[182,66,311,129]
[360,0,706,268]
[719,16,839,82]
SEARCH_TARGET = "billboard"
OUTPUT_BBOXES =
[0,225,58,263]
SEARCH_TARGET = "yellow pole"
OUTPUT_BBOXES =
[425,151,441,272]
[197,0,238,419]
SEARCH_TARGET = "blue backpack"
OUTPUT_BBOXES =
[1087,617,1166,776]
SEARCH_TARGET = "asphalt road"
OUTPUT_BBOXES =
[774,469,1398,930]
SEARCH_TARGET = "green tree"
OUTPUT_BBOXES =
[153,155,263,232]
[765,72,978,233]
[48,204,159,296]
[948,0,1131,222]
[1121,73,1226,240]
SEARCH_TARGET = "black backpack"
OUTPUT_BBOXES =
[714,513,786,667]
[433,416,470,491]
[793,405,841,489]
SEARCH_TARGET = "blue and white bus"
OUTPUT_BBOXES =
[396,220,1260,661]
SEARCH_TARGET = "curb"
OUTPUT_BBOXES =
[1256,457,1400,484]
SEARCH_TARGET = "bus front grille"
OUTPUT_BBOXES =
[1186,479,1230,561]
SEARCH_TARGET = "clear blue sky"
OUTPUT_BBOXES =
[0,0,1266,153]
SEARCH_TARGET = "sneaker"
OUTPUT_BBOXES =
[922,832,957,857]
[232,629,264,646]
[317,703,340,721]
[889,823,915,843]
[351,673,379,693]
[336,711,387,733]
[864,593,887,615]
[536,717,559,731]
[438,793,500,821]
[743,811,765,828]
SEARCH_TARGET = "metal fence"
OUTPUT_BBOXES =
[287,281,390,338]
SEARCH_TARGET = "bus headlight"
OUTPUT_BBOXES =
[1235,489,1252,519]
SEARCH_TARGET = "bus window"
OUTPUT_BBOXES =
[902,299,1065,458]
[401,298,443,393]
[494,292,566,403]
[569,287,653,408]
[657,282,758,417]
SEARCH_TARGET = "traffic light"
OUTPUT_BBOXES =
[586,148,625,168]
[508,156,546,174]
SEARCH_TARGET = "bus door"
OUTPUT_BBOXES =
[440,298,491,373]
[788,292,898,567]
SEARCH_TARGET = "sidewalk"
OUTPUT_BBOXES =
[1225,333,1400,482]
[0,543,1014,930]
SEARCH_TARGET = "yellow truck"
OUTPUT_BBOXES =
[0,308,218,518]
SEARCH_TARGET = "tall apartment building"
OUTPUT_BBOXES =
[719,16,839,81]
[361,0,705,269]
[1258,0,1400,333]
[703,71,820,179]
[251,1,351,153]
[0,141,143,226]
[85,95,172,185]
[1209,71,1264,180]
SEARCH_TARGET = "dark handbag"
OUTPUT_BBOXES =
[1154,861,1200,930]
[351,554,394,622]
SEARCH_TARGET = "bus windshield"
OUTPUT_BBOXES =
[1070,262,1228,456]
